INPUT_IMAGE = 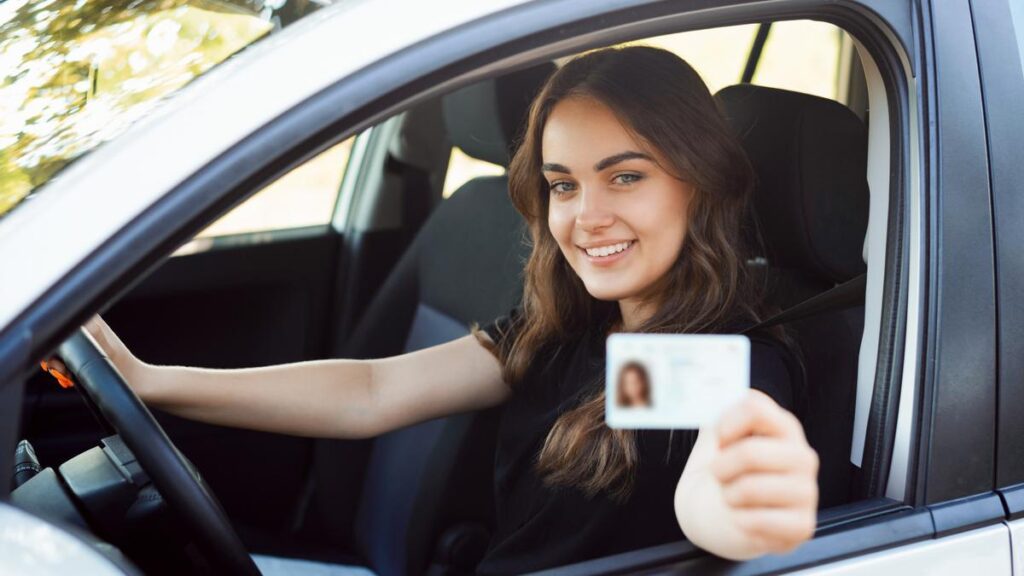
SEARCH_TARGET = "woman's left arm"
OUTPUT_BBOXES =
[674,390,819,560]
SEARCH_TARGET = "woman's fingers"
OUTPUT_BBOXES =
[43,315,133,378]
[84,314,116,353]
[721,472,817,508]
[81,314,135,367]
[43,357,68,375]
[716,390,805,447]
[83,314,104,340]
[711,436,819,484]
[693,391,820,556]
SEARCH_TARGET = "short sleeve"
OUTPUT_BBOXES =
[748,337,798,414]
[479,306,523,350]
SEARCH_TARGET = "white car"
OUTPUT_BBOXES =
[2,0,1023,574]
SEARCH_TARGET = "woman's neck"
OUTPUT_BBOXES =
[617,297,657,332]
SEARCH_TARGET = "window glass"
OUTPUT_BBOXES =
[751,20,843,100]
[628,25,760,94]
[191,136,355,240]
[442,146,505,198]
[627,20,844,101]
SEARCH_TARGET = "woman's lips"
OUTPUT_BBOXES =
[578,240,636,266]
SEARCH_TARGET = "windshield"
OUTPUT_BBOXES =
[0,0,332,220]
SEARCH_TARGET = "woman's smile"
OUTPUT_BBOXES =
[578,239,637,266]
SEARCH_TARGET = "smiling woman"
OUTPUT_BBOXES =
[474,52,815,566]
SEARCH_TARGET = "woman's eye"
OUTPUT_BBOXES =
[548,181,576,195]
[613,173,643,185]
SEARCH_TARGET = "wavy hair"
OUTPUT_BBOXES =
[478,45,765,501]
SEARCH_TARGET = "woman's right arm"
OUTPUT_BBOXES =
[59,316,512,439]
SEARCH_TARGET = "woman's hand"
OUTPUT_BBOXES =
[675,389,819,560]
[43,315,149,396]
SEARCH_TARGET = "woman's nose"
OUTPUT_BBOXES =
[575,188,615,231]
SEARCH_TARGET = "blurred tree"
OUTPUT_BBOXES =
[0,0,322,217]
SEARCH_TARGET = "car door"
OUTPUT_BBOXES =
[1,0,1012,573]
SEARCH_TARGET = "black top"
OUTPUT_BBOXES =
[475,309,796,575]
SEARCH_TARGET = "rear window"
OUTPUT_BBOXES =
[0,0,333,220]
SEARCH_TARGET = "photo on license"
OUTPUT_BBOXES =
[605,333,750,429]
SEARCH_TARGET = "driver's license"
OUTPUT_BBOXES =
[605,333,750,429]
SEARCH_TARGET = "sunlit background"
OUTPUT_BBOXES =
[1,0,849,244]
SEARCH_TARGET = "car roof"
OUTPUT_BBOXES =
[0,0,531,332]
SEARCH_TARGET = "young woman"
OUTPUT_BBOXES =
[52,45,819,573]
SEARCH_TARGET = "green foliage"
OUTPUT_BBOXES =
[0,0,295,218]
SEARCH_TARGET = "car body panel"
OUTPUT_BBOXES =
[1008,519,1024,576]
[790,524,1012,575]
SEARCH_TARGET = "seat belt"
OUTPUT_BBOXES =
[744,272,867,333]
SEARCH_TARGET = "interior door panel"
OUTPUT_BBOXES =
[23,230,342,534]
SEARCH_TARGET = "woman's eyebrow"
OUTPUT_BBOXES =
[541,150,654,175]
[541,161,571,174]
[594,151,654,172]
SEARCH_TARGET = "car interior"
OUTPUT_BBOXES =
[14,18,886,576]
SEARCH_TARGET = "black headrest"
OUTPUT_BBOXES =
[715,84,870,284]
[442,62,556,167]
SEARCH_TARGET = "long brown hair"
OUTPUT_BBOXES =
[480,45,764,501]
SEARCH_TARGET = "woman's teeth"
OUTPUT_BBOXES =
[585,241,634,257]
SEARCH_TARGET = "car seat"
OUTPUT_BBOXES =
[305,63,554,576]
[715,84,870,509]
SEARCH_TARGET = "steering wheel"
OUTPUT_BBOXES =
[58,328,261,576]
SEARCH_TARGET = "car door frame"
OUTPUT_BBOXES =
[970,0,1024,572]
[0,0,1007,573]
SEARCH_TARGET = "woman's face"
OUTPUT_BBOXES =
[542,96,695,305]
[620,367,651,407]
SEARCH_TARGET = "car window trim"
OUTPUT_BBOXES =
[908,0,999,506]
[966,0,1024,489]
[0,328,29,500]
[332,129,375,232]
[535,503,931,575]
[171,224,333,257]
[539,491,1012,574]
[558,494,1008,575]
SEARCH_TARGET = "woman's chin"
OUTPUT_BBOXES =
[581,282,642,303]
